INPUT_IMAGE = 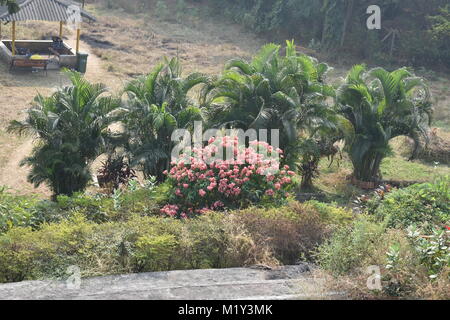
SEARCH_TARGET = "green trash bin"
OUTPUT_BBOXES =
[76,52,89,73]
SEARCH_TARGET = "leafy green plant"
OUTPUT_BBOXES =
[338,65,432,183]
[0,188,37,233]
[203,41,351,190]
[316,195,449,298]
[122,57,207,181]
[315,215,386,275]
[0,180,172,234]
[371,178,450,231]
[161,136,297,218]
[133,234,180,271]
[8,71,120,199]
[305,200,353,226]
[407,226,450,280]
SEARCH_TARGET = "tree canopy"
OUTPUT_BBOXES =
[202,0,450,69]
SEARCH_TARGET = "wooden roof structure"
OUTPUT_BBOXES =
[0,0,95,22]
[0,0,95,55]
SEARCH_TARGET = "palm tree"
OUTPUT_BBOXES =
[338,65,432,184]
[22,142,91,198]
[203,41,349,190]
[122,57,207,181]
[8,71,120,199]
[273,85,352,190]
[202,70,272,130]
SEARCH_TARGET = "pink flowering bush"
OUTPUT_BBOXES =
[161,136,297,218]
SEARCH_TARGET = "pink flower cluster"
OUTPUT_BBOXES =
[161,136,296,218]
[160,204,179,217]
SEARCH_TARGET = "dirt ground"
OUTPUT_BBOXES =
[0,4,448,197]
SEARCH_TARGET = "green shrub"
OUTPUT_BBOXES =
[133,234,181,271]
[316,215,450,299]
[0,182,169,234]
[0,227,37,282]
[119,182,170,216]
[405,227,450,281]
[304,200,353,226]
[0,200,339,283]
[371,178,450,231]
[315,215,387,275]
[0,212,259,282]
[0,214,94,282]
[0,188,39,233]
[54,194,114,223]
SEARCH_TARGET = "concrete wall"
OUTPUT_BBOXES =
[0,40,77,69]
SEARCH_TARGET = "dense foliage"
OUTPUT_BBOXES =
[95,0,450,69]
[203,41,351,190]
[338,65,432,182]
[0,1,447,300]
[200,0,450,69]
[316,214,449,299]
[0,182,169,233]
[121,57,207,181]
[316,178,450,299]
[8,71,120,198]
[162,136,296,218]
[7,41,432,196]
[0,201,340,283]
[370,178,450,231]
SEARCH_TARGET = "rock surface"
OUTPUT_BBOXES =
[0,265,343,300]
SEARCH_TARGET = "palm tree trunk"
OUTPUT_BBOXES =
[300,173,314,191]
[340,0,354,47]
[300,158,319,191]
[355,152,384,183]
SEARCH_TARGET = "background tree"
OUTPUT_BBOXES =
[201,0,450,69]
[338,65,432,184]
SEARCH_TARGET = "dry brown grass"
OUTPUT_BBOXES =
[82,4,264,77]
[232,202,332,264]
[318,265,450,300]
